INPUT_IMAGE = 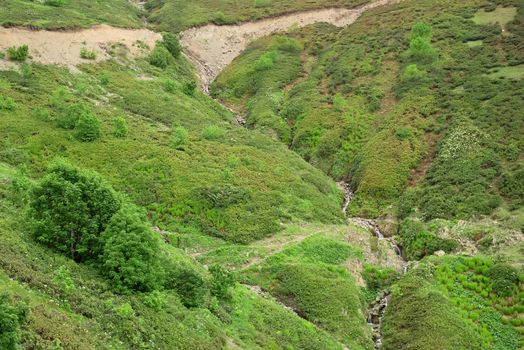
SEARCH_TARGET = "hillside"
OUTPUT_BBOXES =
[0,0,523,349]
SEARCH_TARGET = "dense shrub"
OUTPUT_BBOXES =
[74,112,101,142]
[44,0,64,6]
[182,80,197,96]
[171,126,189,150]
[255,51,278,71]
[209,264,235,299]
[149,46,171,68]
[113,116,128,138]
[362,265,399,291]
[487,263,519,297]
[57,103,90,129]
[162,33,181,58]
[161,79,176,93]
[28,160,120,261]
[7,45,28,61]
[167,267,208,307]
[201,125,226,140]
[0,293,27,350]
[100,205,165,292]
[399,219,458,260]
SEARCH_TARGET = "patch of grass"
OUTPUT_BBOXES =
[486,64,524,79]
[472,6,517,33]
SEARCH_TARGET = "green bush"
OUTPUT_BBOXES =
[75,112,101,142]
[80,47,97,60]
[113,116,128,138]
[162,33,181,58]
[0,97,17,111]
[53,265,76,296]
[255,51,278,71]
[487,263,519,297]
[209,265,235,299]
[182,80,197,96]
[44,0,65,6]
[214,11,226,24]
[201,125,226,140]
[167,267,208,307]
[7,45,28,61]
[100,205,165,292]
[162,79,176,93]
[57,103,90,129]
[149,46,171,68]
[28,160,121,262]
[171,126,189,150]
[0,293,27,350]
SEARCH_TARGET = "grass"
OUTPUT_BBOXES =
[486,64,524,79]
[472,6,517,33]
[0,0,143,29]
[146,0,370,32]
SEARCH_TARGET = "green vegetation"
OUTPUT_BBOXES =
[80,47,97,60]
[146,0,370,32]
[473,6,517,33]
[1,0,142,29]
[7,45,28,62]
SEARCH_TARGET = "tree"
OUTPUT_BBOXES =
[100,205,165,292]
[209,265,235,299]
[149,45,171,69]
[113,116,128,138]
[162,33,181,58]
[28,160,120,261]
[75,112,101,142]
[0,293,27,350]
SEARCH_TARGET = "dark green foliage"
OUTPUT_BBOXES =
[28,160,120,261]
[44,0,65,7]
[57,102,90,129]
[74,112,101,142]
[112,116,128,138]
[209,265,235,299]
[486,263,519,297]
[499,165,524,207]
[100,205,165,292]
[0,293,27,350]
[167,267,208,307]
[7,45,28,61]
[149,45,171,69]
[182,80,197,96]
[162,33,181,58]
[362,265,399,291]
[399,219,458,260]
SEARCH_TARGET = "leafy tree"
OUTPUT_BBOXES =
[162,33,181,58]
[100,205,165,292]
[409,37,436,62]
[209,264,235,299]
[113,116,128,138]
[28,160,120,261]
[149,45,171,69]
[0,293,27,350]
[75,112,101,142]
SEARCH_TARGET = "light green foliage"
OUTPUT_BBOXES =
[0,293,27,350]
[255,50,278,71]
[201,125,226,140]
[162,32,181,58]
[101,205,165,292]
[149,45,171,69]
[472,6,517,32]
[74,112,101,142]
[52,266,76,296]
[28,160,121,261]
[0,97,17,111]
[7,45,28,62]
[80,47,96,60]
[112,116,128,138]
[161,78,176,93]
[170,126,189,150]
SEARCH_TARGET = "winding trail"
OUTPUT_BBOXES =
[179,0,401,90]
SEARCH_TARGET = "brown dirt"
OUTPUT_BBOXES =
[0,24,160,71]
[179,0,402,89]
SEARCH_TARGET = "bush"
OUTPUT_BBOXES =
[255,51,278,71]
[75,112,101,142]
[209,265,235,299]
[487,263,519,297]
[149,46,171,69]
[168,267,208,307]
[411,22,432,40]
[214,11,226,24]
[80,47,97,60]
[100,205,165,292]
[113,116,128,138]
[0,97,17,111]
[0,293,27,350]
[7,45,28,61]
[162,33,181,58]
[45,0,64,6]
[28,160,121,262]
[171,126,189,150]
[57,102,91,129]
[201,125,226,140]
[408,37,437,62]
[182,80,197,96]
[162,79,176,93]
[53,266,76,296]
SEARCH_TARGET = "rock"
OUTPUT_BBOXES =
[376,218,399,238]
[434,250,446,257]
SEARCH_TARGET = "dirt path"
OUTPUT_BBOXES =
[0,24,160,70]
[179,0,401,89]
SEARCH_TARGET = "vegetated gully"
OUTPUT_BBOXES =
[179,1,407,348]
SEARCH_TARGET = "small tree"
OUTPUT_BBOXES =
[209,265,235,299]
[100,205,165,292]
[149,45,171,69]
[113,116,128,138]
[0,293,27,350]
[162,33,181,58]
[75,112,101,142]
[28,160,120,261]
